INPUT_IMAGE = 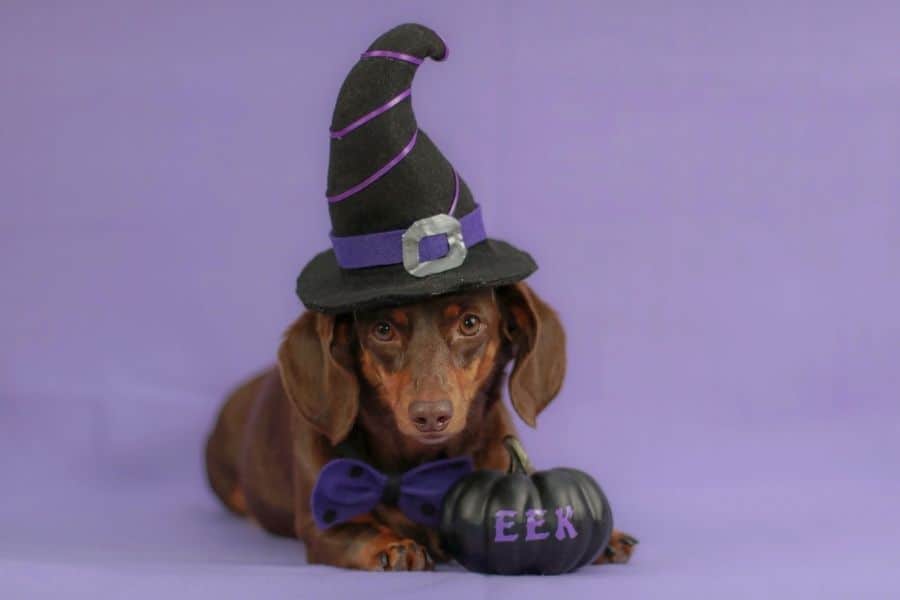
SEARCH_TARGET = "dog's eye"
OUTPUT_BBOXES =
[459,314,482,336]
[372,321,394,341]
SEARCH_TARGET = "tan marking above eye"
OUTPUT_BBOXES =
[389,309,409,327]
[442,304,462,320]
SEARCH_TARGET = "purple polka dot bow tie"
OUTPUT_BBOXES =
[311,456,474,529]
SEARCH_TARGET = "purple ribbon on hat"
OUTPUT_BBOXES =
[326,49,434,203]
[330,88,412,140]
[360,49,425,65]
[326,42,483,273]
[311,456,473,529]
[330,204,486,270]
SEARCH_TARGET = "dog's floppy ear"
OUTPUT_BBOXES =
[277,311,359,446]
[498,282,567,427]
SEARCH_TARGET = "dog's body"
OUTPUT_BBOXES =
[205,284,636,570]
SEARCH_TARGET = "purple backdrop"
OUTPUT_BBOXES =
[2,1,899,598]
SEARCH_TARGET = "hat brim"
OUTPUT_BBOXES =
[296,239,537,313]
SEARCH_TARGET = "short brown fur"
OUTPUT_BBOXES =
[205,283,636,570]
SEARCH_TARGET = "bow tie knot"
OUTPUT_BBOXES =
[311,456,473,529]
[380,473,402,506]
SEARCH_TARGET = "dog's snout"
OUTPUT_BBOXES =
[408,399,453,432]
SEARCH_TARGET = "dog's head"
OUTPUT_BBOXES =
[277,283,565,448]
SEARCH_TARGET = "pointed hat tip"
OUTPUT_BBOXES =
[367,23,448,62]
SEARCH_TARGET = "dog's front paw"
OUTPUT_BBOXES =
[367,537,434,572]
[594,530,639,565]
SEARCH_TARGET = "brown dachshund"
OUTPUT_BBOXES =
[205,283,637,570]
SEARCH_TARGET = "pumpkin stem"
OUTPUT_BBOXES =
[503,436,534,475]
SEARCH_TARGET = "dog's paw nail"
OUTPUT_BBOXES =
[393,548,409,571]
[604,546,617,559]
[378,551,390,570]
[621,534,639,546]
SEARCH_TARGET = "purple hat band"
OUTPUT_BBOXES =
[330,205,486,270]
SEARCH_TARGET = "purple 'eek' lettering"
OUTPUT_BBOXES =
[554,505,578,540]
[494,509,518,542]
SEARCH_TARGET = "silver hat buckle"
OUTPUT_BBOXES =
[401,214,467,277]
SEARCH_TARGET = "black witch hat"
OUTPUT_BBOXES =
[297,23,537,313]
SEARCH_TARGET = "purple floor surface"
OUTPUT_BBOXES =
[3,1,899,598]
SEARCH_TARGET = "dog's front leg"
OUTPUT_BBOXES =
[293,455,436,571]
[593,530,639,565]
[301,516,435,571]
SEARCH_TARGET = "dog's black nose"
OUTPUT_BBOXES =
[408,399,453,432]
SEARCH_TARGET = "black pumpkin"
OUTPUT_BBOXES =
[439,437,613,575]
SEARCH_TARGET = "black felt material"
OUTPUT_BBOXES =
[329,129,475,237]
[326,23,466,236]
[296,23,537,313]
[298,240,537,314]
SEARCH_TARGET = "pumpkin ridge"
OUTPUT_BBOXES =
[559,467,613,565]
[482,472,512,574]
[557,469,599,572]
